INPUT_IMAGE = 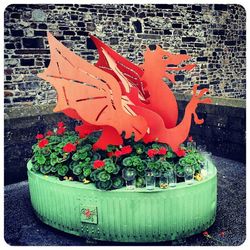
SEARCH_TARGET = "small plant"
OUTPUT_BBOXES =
[31,122,206,190]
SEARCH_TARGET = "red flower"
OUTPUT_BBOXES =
[38,138,49,148]
[84,209,92,218]
[57,127,66,135]
[46,130,53,136]
[114,150,123,157]
[63,143,76,153]
[57,121,65,128]
[203,231,209,237]
[188,136,193,142]
[147,149,158,158]
[107,152,115,158]
[121,145,132,155]
[176,148,186,157]
[93,160,105,169]
[36,134,44,140]
[158,147,167,155]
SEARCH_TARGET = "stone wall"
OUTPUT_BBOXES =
[4,4,246,185]
[4,4,246,111]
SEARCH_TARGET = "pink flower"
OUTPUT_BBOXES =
[63,143,76,153]
[121,145,132,155]
[38,139,49,148]
[158,147,167,155]
[188,136,193,142]
[107,152,115,158]
[57,121,65,128]
[147,149,158,158]
[175,148,186,157]
[114,150,123,157]
[46,130,53,136]
[93,160,105,169]
[57,127,66,135]
[36,134,44,140]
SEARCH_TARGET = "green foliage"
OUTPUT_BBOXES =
[179,151,204,172]
[31,123,204,190]
[57,165,69,176]
[112,176,124,189]
[136,177,145,188]
[97,171,111,182]
[96,180,112,190]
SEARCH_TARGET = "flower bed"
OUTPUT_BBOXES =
[30,123,209,191]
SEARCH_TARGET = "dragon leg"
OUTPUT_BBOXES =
[93,126,123,150]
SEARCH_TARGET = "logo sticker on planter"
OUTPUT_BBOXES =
[80,206,98,224]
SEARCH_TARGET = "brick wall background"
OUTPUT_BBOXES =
[4,4,246,111]
[4,4,246,184]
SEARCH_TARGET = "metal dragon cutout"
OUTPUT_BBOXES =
[38,32,212,156]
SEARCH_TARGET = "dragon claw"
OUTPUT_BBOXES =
[189,84,212,125]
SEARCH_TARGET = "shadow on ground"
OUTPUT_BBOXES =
[4,156,246,246]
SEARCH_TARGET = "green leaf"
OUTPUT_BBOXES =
[104,158,113,165]
[134,143,145,154]
[51,164,60,173]
[136,163,145,172]
[122,157,133,167]
[78,174,85,182]
[50,157,58,166]
[96,180,112,190]
[136,177,145,188]
[57,153,70,163]
[73,164,83,175]
[166,151,174,158]
[36,155,46,165]
[112,176,124,189]
[85,157,91,162]
[97,171,111,182]
[104,163,118,174]
[92,153,101,161]
[72,153,80,161]
[79,151,88,160]
[83,167,92,177]
[79,144,92,153]
[106,145,117,152]
[32,164,40,171]
[90,169,102,182]
[40,164,52,174]
[57,165,69,176]
[50,152,58,159]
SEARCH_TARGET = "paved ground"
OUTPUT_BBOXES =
[4,156,246,246]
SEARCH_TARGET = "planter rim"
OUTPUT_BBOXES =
[27,160,217,193]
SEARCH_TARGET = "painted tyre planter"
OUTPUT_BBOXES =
[27,160,217,243]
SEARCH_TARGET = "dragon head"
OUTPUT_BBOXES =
[141,45,196,83]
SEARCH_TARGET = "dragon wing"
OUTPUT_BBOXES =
[90,35,147,99]
[38,32,147,140]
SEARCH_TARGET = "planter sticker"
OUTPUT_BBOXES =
[80,206,98,224]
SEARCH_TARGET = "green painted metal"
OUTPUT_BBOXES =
[27,161,217,242]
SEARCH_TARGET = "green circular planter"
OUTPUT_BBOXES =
[27,160,217,242]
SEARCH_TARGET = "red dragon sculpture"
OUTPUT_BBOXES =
[38,32,212,156]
